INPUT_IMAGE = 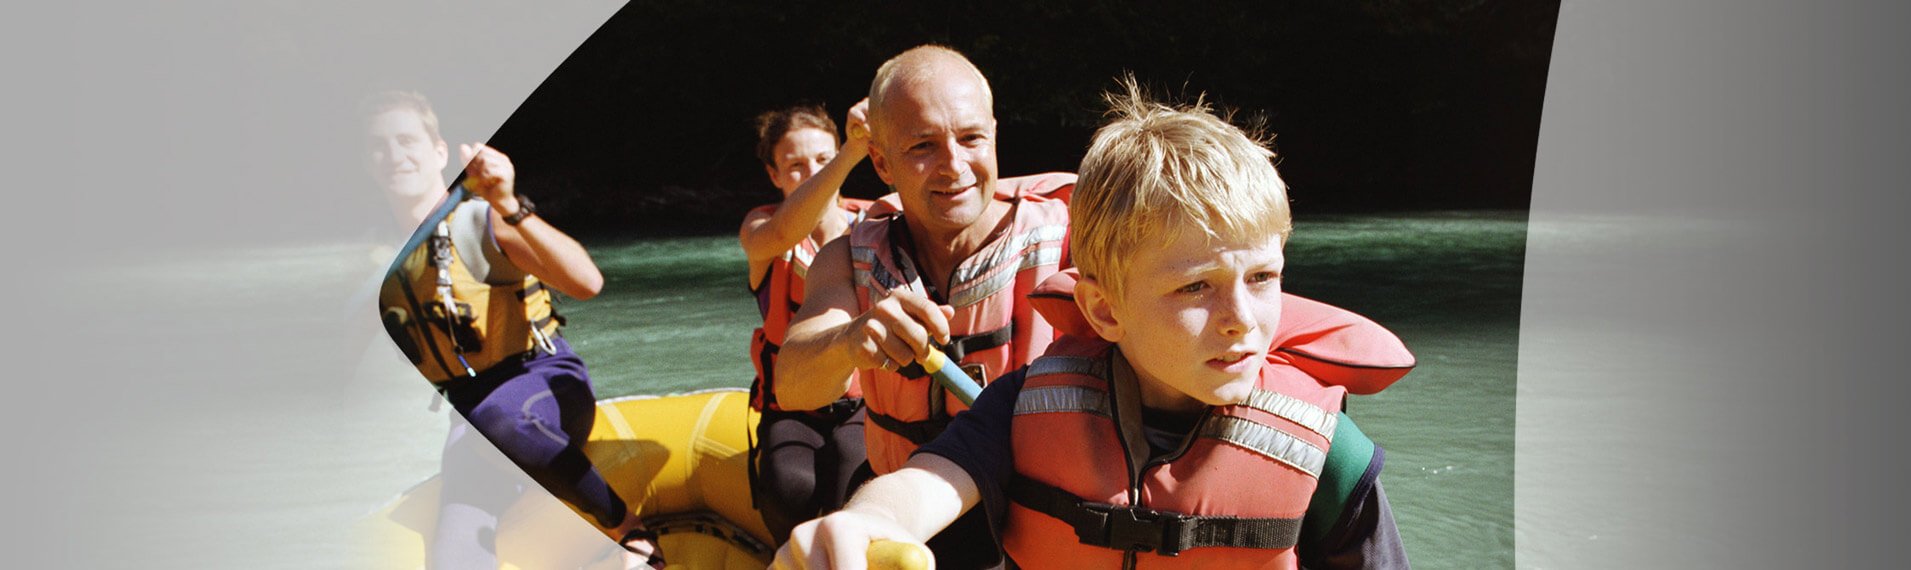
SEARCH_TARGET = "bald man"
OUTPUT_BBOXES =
[774,45,1072,569]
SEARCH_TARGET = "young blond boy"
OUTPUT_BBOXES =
[772,84,1409,569]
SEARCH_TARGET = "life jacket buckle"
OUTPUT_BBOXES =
[1076,503,1193,557]
[530,323,558,356]
[959,363,988,384]
[822,398,863,418]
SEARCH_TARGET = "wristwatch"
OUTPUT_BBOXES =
[502,194,537,226]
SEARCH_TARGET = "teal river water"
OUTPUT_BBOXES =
[560,211,1524,569]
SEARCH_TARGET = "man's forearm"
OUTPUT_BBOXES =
[774,319,859,410]
[742,142,868,261]
[492,203,604,300]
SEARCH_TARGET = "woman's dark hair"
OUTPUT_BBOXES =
[754,104,839,167]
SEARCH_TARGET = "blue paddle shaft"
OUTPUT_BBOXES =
[921,349,981,406]
[383,184,470,279]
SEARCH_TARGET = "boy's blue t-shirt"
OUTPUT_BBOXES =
[915,365,1410,569]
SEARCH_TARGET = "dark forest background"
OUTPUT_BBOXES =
[483,1,1560,237]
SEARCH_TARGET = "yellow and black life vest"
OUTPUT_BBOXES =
[379,207,561,383]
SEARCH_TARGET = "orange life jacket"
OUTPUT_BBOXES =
[747,198,877,412]
[849,195,1071,474]
[1003,335,1346,569]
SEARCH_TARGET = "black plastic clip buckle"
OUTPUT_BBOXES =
[1074,502,1193,556]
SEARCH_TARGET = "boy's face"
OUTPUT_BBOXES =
[1080,228,1285,413]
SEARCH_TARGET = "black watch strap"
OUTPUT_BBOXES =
[502,194,537,226]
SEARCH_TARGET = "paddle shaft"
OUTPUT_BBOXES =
[920,348,981,406]
[383,182,471,280]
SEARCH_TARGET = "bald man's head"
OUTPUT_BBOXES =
[859,45,1002,239]
[866,45,995,143]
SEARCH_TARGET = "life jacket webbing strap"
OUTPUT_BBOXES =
[1013,385,1111,417]
[392,256,459,381]
[947,323,1013,360]
[1009,475,1303,556]
[1199,415,1328,477]
[864,408,951,445]
[893,325,1014,379]
[812,398,864,418]
[515,281,546,300]
[753,334,780,408]
[1243,389,1338,441]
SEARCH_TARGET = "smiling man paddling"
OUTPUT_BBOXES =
[774,45,1071,569]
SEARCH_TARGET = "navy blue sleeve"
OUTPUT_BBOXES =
[914,366,1027,537]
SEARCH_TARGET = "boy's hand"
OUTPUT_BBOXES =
[773,510,930,570]
[845,288,955,372]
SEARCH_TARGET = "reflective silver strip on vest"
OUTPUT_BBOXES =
[950,224,1067,287]
[948,268,1013,308]
[1243,390,1337,441]
[1199,416,1327,478]
[1026,356,1106,380]
[850,246,901,292]
[1013,385,1111,417]
[1020,244,1063,271]
[1016,225,1068,274]
[947,224,1068,308]
[850,245,878,266]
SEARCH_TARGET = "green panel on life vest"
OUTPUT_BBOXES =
[1301,412,1376,545]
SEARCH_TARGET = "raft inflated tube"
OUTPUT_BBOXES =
[868,539,933,570]
[920,347,981,405]
[369,389,775,570]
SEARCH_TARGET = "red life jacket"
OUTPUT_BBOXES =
[747,198,876,412]
[849,195,1071,474]
[995,171,1078,202]
[1003,335,1347,569]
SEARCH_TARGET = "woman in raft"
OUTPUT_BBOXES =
[738,102,878,543]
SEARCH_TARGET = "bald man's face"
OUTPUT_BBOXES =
[867,71,999,238]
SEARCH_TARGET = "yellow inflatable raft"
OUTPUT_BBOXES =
[366,388,773,570]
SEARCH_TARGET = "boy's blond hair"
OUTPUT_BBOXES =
[1070,78,1292,299]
